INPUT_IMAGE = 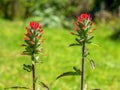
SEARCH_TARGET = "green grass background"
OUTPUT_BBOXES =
[0,19,120,90]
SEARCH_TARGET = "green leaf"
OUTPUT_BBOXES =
[84,51,90,57]
[4,86,30,89]
[91,43,100,47]
[40,82,49,90]
[73,66,82,74]
[69,43,81,47]
[35,56,39,61]
[34,50,40,54]
[56,71,79,79]
[56,67,81,79]
[22,51,31,55]
[23,64,32,72]
[35,43,40,48]
[25,46,32,52]
[87,36,94,41]
[75,38,84,44]
[75,38,80,43]
[86,41,92,44]
[89,59,95,69]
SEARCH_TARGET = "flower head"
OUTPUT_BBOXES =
[78,13,92,23]
[73,13,94,33]
[72,13,96,43]
[30,22,42,30]
[21,21,44,56]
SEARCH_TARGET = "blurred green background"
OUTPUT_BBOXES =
[0,0,120,90]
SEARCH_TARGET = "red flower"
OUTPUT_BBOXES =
[78,13,92,23]
[30,22,41,30]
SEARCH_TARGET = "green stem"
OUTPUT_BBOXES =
[31,54,36,90]
[81,41,85,90]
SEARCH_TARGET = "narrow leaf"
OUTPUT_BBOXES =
[73,66,82,75]
[40,82,49,90]
[91,43,100,47]
[75,38,84,44]
[87,36,94,41]
[75,38,81,43]
[23,64,32,72]
[4,86,30,89]
[84,51,90,57]
[56,71,79,79]
[69,43,81,47]
[90,60,95,69]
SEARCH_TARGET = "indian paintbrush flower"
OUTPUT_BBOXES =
[21,21,44,90]
[21,21,44,57]
[57,13,96,90]
[74,13,96,90]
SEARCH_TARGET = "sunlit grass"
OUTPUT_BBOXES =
[0,19,120,90]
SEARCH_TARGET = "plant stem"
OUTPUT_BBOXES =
[32,62,35,90]
[81,41,85,90]
[32,54,36,90]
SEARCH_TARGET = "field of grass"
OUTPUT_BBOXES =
[0,18,120,90]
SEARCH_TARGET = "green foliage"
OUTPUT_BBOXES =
[4,86,30,90]
[57,67,81,79]
[93,0,120,11]
[23,64,32,72]
[0,0,94,27]
[0,19,120,89]
[108,18,120,40]
[40,82,49,90]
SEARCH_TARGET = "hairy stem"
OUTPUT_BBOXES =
[81,41,85,90]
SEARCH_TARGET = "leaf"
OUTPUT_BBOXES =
[84,51,90,57]
[73,66,82,74]
[75,38,81,43]
[40,82,49,90]
[4,86,30,90]
[90,59,95,69]
[69,43,81,47]
[91,89,101,90]
[87,36,94,40]
[56,71,80,79]
[75,38,84,44]
[23,64,32,72]
[35,56,39,61]
[22,51,31,55]
[86,36,94,43]
[35,43,40,48]
[86,41,92,44]
[91,43,100,47]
